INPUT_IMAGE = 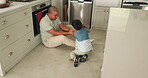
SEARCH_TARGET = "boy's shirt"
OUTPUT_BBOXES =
[74,28,90,41]
[74,28,92,52]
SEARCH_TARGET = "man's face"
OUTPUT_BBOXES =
[50,12,59,20]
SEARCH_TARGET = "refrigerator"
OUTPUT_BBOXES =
[70,0,93,28]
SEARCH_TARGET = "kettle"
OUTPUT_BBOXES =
[0,0,6,4]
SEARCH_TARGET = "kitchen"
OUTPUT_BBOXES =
[0,0,148,78]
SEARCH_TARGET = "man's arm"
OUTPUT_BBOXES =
[47,28,73,36]
[59,23,70,32]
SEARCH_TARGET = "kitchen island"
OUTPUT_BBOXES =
[101,8,148,78]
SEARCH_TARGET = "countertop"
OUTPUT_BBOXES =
[0,0,50,15]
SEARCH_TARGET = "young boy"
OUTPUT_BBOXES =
[70,19,93,67]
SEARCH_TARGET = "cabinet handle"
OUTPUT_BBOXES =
[24,12,28,16]
[104,10,106,12]
[27,39,31,42]
[8,52,13,56]
[1,20,7,25]
[4,35,10,39]
[26,24,29,27]
[100,65,102,70]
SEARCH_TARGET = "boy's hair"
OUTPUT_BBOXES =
[72,19,82,30]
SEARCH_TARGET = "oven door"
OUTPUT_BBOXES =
[32,5,50,37]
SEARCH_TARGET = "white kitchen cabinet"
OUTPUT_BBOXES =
[95,0,122,7]
[101,8,148,78]
[91,0,122,30]
[91,7,109,30]
[0,7,34,76]
[0,8,30,30]
[0,0,51,76]
[0,18,32,51]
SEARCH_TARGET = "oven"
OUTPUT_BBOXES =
[32,2,51,37]
[122,0,148,10]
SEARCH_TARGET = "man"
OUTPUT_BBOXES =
[40,6,75,47]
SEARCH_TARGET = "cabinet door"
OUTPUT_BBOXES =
[92,7,109,29]
[95,0,122,7]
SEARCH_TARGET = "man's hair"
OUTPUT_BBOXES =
[48,6,58,13]
[72,19,82,30]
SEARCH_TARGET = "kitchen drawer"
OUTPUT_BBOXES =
[0,18,32,51]
[0,32,33,68]
[0,8,31,30]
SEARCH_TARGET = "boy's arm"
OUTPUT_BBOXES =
[82,24,90,29]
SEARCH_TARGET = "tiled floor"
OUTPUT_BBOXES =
[0,29,106,78]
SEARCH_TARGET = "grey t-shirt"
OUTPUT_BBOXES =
[40,15,61,42]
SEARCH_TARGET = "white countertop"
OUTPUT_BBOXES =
[0,0,50,15]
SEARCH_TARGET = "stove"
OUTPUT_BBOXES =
[123,1,148,6]
[122,0,148,10]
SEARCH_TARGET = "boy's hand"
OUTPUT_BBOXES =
[82,24,90,29]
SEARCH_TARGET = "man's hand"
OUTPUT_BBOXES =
[47,28,73,36]
[68,29,74,36]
